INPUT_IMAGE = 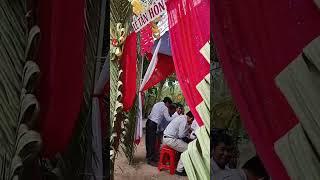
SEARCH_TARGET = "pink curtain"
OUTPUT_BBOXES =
[121,33,137,112]
[166,0,210,126]
[213,0,320,179]
[38,0,85,157]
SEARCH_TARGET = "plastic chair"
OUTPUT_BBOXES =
[158,145,177,175]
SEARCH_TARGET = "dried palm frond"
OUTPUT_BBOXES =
[0,0,26,179]
[110,0,132,24]
[120,97,138,164]
[109,0,131,149]
[110,2,133,178]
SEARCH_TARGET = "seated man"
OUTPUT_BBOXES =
[173,103,185,116]
[163,111,194,176]
[211,130,246,180]
[189,119,199,140]
[155,104,177,161]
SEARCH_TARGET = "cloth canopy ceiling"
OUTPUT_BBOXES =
[152,31,172,56]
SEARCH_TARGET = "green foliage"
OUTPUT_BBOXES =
[211,42,248,142]
[143,87,157,117]
[160,79,185,104]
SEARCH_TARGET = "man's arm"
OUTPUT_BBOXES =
[163,107,174,122]
[178,119,189,139]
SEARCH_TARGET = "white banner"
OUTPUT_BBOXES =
[132,0,167,32]
[135,39,162,143]
[157,12,169,37]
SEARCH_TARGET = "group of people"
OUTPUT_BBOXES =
[145,97,198,176]
[145,97,271,179]
[211,129,270,180]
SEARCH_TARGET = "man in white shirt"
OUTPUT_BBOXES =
[172,103,184,117]
[163,111,194,176]
[146,97,174,166]
[157,103,183,136]
[212,159,247,180]
[189,119,199,140]
[157,104,178,135]
[155,104,177,160]
[211,130,247,180]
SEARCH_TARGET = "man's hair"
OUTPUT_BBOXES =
[186,111,193,118]
[242,156,269,179]
[168,104,176,111]
[163,97,172,104]
[211,129,233,149]
[176,103,184,108]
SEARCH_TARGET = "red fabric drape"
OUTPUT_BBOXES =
[146,53,153,61]
[140,24,154,55]
[166,0,210,126]
[142,54,175,91]
[38,0,85,157]
[121,33,137,112]
[213,0,320,179]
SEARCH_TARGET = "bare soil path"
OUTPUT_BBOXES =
[114,134,188,180]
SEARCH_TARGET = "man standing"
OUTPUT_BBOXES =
[163,111,194,176]
[146,97,173,166]
[157,104,177,138]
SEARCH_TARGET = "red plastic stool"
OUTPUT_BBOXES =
[158,145,177,175]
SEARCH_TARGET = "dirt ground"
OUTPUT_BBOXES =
[114,134,188,180]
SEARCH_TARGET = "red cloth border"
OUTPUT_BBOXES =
[212,0,320,179]
[142,54,175,91]
[38,0,86,157]
[166,0,210,126]
[121,33,138,112]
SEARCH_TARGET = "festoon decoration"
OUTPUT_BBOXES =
[110,22,128,161]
